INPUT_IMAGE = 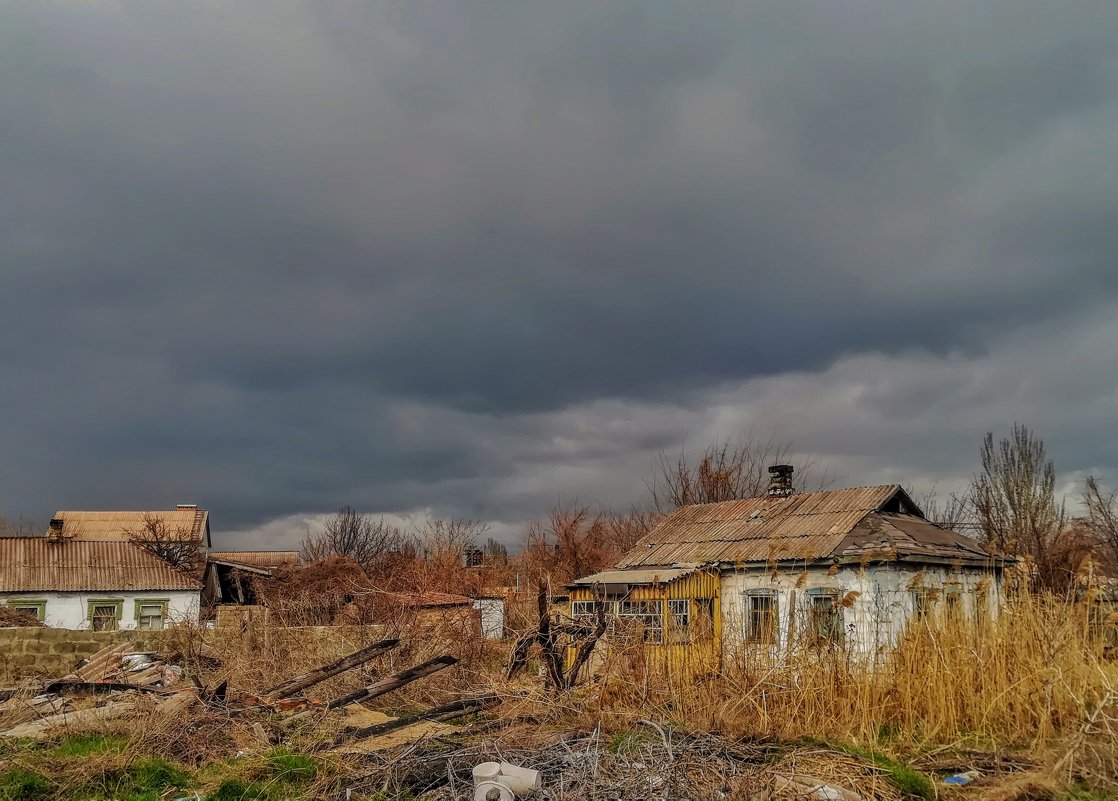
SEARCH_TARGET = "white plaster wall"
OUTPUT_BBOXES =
[720,565,1002,660]
[472,598,506,639]
[3,591,200,630]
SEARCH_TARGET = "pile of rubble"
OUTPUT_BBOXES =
[0,636,490,748]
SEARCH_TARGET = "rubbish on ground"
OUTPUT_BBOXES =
[943,770,981,785]
[472,761,539,800]
[773,773,863,801]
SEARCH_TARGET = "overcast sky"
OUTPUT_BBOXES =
[2,2,1117,549]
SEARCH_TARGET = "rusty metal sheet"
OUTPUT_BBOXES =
[0,538,201,592]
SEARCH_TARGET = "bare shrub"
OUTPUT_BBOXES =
[646,434,828,512]
[300,507,415,584]
[125,512,204,573]
[972,425,1088,593]
[1084,476,1118,572]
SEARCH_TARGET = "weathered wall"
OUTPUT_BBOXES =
[3,591,200,630]
[720,564,1003,659]
[0,627,163,682]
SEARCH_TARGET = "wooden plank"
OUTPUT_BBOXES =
[262,638,399,700]
[326,655,457,710]
[330,694,499,747]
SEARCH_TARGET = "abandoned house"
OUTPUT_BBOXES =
[568,466,1005,673]
[0,535,201,630]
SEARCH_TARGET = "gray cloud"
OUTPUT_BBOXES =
[2,2,1117,545]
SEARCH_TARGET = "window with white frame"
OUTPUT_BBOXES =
[617,600,664,643]
[571,600,597,617]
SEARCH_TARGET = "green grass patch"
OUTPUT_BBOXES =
[0,769,52,801]
[52,733,129,758]
[73,757,192,801]
[814,741,934,801]
[606,729,657,754]
[265,750,316,783]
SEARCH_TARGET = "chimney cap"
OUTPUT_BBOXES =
[767,464,795,497]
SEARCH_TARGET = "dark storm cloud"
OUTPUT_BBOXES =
[2,1,1117,539]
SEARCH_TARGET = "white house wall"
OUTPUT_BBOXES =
[720,564,1001,659]
[3,591,200,630]
[472,598,506,639]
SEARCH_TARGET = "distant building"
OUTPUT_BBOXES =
[0,536,201,630]
[568,467,1008,675]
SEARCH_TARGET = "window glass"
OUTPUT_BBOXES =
[911,589,932,621]
[667,599,690,644]
[137,604,164,630]
[8,603,43,622]
[745,592,778,644]
[617,600,664,643]
[91,605,118,631]
[807,592,843,643]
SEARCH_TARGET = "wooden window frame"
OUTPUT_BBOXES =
[805,588,844,645]
[5,599,46,622]
[744,590,779,645]
[134,598,170,630]
[87,599,124,631]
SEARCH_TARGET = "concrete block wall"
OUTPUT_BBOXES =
[0,627,162,683]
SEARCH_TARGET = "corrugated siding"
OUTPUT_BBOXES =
[208,551,300,568]
[567,569,722,679]
[0,538,201,592]
[53,510,208,542]
[617,486,901,567]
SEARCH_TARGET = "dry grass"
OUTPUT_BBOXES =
[542,594,1115,752]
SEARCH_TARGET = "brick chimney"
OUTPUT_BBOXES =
[46,518,65,541]
[767,465,795,498]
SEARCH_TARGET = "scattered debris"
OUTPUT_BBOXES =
[943,771,981,785]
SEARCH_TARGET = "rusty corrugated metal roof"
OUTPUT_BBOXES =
[52,509,209,543]
[570,567,696,586]
[208,551,300,568]
[837,514,993,563]
[0,538,202,592]
[616,485,904,567]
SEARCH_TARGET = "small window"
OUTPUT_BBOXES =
[6,601,45,622]
[137,604,165,631]
[571,600,597,617]
[744,591,778,644]
[973,589,989,629]
[944,586,963,624]
[807,591,843,644]
[617,600,664,644]
[667,599,690,644]
[91,605,119,631]
[911,589,932,621]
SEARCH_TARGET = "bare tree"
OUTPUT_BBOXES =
[971,425,1084,593]
[912,486,974,531]
[126,512,204,573]
[0,513,40,538]
[646,434,828,512]
[1083,476,1118,570]
[301,507,412,575]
